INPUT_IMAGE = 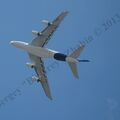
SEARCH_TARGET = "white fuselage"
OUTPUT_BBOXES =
[10,41,58,58]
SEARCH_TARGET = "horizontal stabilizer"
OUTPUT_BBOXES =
[67,61,79,79]
[69,45,85,58]
[67,45,85,79]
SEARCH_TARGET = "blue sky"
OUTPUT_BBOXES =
[0,0,120,120]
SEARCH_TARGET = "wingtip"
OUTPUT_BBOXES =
[46,93,53,100]
[62,10,69,15]
[48,96,53,100]
[75,75,79,80]
[73,73,79,80]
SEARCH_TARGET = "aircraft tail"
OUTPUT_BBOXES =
[66,45,89,79]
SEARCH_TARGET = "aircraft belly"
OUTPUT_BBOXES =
[25,45,55,58]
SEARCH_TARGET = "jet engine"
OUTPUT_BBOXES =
[26,63,35,69]
[32,30,41,36]
[42,20,52,26]
[32,76,40,82]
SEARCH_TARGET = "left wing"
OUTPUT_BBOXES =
[31,11,69,47]
[29,54,52,100]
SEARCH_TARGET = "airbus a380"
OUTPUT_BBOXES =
[10,11,89,100]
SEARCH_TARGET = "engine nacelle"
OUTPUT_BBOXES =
[42,20,52,26]
[32,76,40,82]
[32,30,42,36]
[26,63,35,69]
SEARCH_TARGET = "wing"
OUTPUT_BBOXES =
[31,11,69,47]
[29,54,52,100]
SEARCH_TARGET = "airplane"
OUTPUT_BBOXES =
[10,11,89,100]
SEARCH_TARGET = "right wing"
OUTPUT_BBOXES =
[31,11,69,47]
[29,54,52,100]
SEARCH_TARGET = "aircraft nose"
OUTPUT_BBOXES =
[10,41,15,45]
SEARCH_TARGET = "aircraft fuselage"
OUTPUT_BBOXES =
[10,41,69,62]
